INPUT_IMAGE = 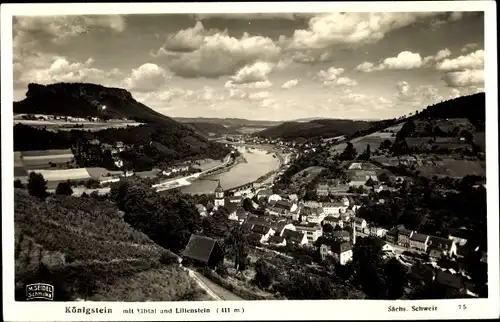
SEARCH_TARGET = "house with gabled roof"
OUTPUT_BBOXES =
[228,208,248,224]
[282,229,308,246]
[267,235,287,247]
[318,238,353,265]
[323,216,344,229]
[247,233,266,244]
[397,227,414,248]
[410,233,430,252]
[251,224,275,240]
[322,201,348,215]
[294,222,323,244]
[428,236,457,257]
[182,234,224,269]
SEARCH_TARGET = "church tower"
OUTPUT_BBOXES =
[214,180,225,208]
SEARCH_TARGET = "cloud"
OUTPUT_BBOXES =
[396,81,445,107]
[355,62,377,72]
[155,23,281,78]
[338,93,394,111]
[442,69,484,88]
[317,66,357,87]
[248,91,272,101]
[356,48,453,72]
[230,61,274,84]
[430,12,467,29]
[281,79,300,89]
[162,21,218,52]
[16,56,121,86]
[356,51,424,72]
[282,12,439,50]
[192,13,315,21]
[461,43,479,53]
[122,63,171,92]
[435,50,484,71]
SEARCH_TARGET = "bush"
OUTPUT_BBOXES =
[56,181,73,196]
[27,172,48,199]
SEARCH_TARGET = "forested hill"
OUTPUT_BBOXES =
[14,82,179,126]
[254,119,373,140]
[416,92,485,126]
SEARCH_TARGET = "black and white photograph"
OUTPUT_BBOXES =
[2,2,499,321]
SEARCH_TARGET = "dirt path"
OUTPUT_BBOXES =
[191,271,243,301]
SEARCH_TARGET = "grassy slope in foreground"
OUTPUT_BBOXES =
[14,189,208,301]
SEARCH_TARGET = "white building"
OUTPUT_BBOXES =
[214,181,225,208]
[322,201,348,215]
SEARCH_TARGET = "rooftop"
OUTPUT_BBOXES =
[182,235,218,263]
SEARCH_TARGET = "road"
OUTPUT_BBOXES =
[153,153,233,191]
[186,269,243,301]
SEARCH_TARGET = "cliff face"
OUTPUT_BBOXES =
[14,82,177,126]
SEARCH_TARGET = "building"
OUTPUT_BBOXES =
[319,239,353,265]
[214,181,225,208]
[270,221,296,236]
[251,224,275,241]
[228,208,248,224]
[316,184,330,196]
[282,229,308,246]
[330,230,351,242]
[268,194,282,203]
[410,233,430,252]
[448,229,470,247]
[382,243,394,252]
[351,217,367,231]
[369,226,387,238]
[294,222,323,244]
[256,189,273,200]
[397,228,414,248]
[385,228,398,244]
[429,248,443,262]
[182,235,224,269]
[195,204,208,217]
[427,236,457,257]
[322,201,348,215]
[267,235,287,247]
[323,216,344,229]
[247,233,266,244]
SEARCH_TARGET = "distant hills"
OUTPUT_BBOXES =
[15,83,180,126]
[254,119,374,140]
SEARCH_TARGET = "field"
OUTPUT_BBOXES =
[291,166,326,183]
[14,190,206,301]
[14,119,143,132]
[330,125,400,155]
[416,159,486,178]
[237,126,268,134]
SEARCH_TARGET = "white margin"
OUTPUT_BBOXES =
[1,2,499,321]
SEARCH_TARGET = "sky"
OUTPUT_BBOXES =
[12,11,485,121]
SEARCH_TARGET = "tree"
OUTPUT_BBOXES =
[379,139,392,151]
[339,142,358,160]
[56,181,73,196]
[322,223,334,234]
[224,225,249,271]
[242,198,254,212]
[27,172,48,199]
[253,258,276,289]
[383,258,408,299]
[14,179,25,189]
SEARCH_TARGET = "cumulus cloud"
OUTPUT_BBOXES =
[356,48,453,72]
[435,50,484,71]
[442,69,484,88]
[248,91,272,101]
[122,63,171,92]
[316,67,358,87]
[435,50,484,88]
[281,79,300,89]
[155,23,281,78]
[162,21,217,52]
[396,81,446,106]
[356,51,424,72]
[461,43,479,53]
[338,92,394,112]
[282,12,439,50]
[17,56,122,86]
[230,61,274,84]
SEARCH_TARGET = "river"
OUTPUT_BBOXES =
[179,145,280,195]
